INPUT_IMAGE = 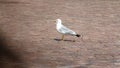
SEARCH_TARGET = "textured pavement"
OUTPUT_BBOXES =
[0,0,120,68]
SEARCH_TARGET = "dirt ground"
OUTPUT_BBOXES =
[0,0,120,68]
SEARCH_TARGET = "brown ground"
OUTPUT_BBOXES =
[0,0,120,68]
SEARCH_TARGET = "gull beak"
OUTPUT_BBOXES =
[47,20,56,24]
[53,20,56,22]
[51,20,56,24]
[48,20,55,22]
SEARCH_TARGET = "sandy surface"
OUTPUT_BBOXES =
[0,0,120,68]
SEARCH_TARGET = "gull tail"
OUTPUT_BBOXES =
[75,34,80,37]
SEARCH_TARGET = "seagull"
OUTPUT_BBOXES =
[56,19,80,41]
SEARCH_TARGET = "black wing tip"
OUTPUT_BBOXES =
[76,34,81,37]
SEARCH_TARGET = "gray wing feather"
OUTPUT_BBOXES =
[60,25,76,35]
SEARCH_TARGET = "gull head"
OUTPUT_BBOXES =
[56,19,62,24]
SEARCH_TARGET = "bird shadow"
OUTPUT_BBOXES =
[54,38,75,42]
[0,0,29,4]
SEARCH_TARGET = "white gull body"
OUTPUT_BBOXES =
[56,19,80,40]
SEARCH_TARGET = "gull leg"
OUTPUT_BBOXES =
[61,35,64,41]
[73,40,75,42]
[73,36,76,42]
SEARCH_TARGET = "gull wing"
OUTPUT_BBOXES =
[59,25,76,35]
